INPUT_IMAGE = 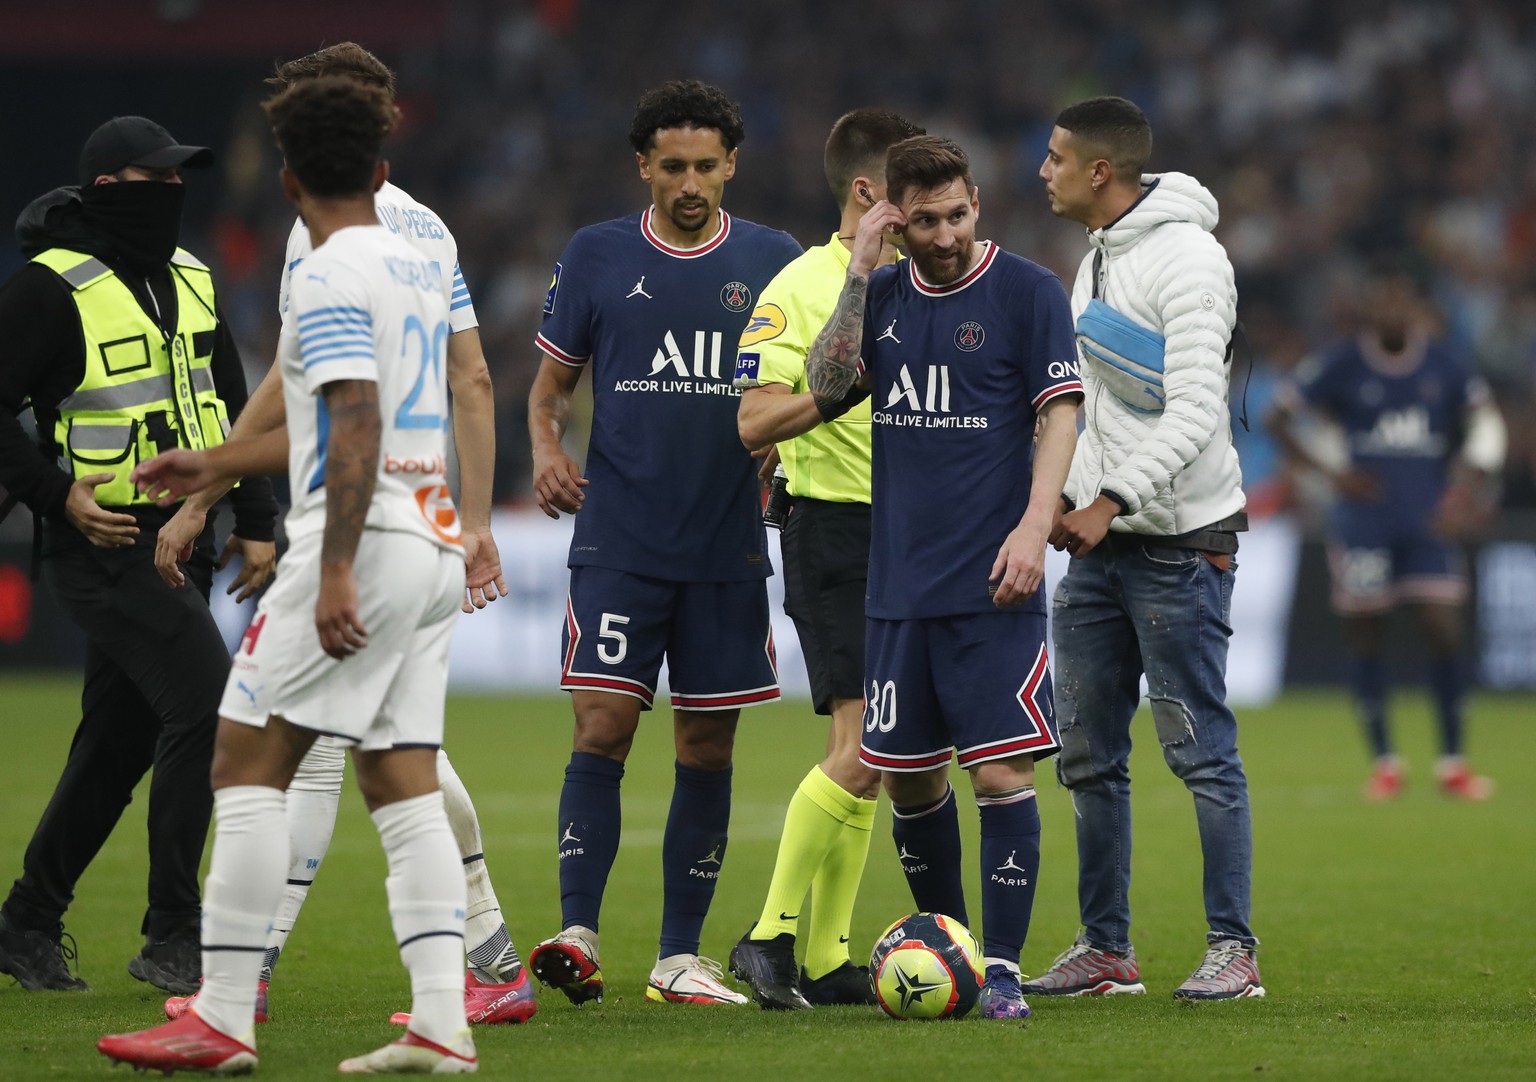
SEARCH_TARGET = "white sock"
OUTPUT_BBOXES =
[374,790,467,1046]
[263,739,345,981]
[438,750,520,981]
[194,786,287,1043]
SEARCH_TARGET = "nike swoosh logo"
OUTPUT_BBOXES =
[839,936,850,944]
[780,913,798,921]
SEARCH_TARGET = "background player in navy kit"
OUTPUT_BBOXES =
[1268,270,1506,801]
[526,80,801,1007]
[799,136,1083,1020]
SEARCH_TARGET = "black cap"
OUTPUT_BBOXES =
[78,116,215,185]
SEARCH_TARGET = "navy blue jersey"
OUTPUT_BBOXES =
[1293,334,1479,539]
[538,209,802,581]
[861,243,1082,619]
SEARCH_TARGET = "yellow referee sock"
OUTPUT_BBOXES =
[751,766,861,942]
[803,792,876,980]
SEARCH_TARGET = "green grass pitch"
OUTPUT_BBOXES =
[1,674,1532,1080]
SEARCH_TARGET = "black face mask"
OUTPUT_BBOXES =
[79,181,185,275]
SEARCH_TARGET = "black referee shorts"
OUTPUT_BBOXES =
[780,497,869,715]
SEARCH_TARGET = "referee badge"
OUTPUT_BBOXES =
[955,321,985,352]
[721,281,752,312]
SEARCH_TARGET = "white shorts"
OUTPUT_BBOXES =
[221,529,463,750]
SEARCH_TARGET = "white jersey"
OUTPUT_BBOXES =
[280,224,461,553]
[279,180,476,333]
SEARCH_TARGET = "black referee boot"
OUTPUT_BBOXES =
[728,926,811,1010]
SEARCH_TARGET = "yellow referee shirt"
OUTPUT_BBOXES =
[736,235,871,504]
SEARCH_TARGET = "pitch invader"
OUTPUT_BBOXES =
[155,43,531,1030]
[1269,270,1505,800]
[528,80,801,1007]
[101,75,477,1073]
[800,135,1082,1020]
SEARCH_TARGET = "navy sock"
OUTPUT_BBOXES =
[1428,655,1465,757]
[891,787,968,928]
[977,791,1041,968]
[659,761,732,959]
[1348,655,1391,758]
[556,752,624,932]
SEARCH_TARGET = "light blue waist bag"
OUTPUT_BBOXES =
[1076,298,1166,413]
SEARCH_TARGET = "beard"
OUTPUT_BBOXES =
[665,196,711,234]
[913,236,975,285]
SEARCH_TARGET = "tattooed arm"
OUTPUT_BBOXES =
[316,378,381,659]
[805,199,906,424]
[528,354,588,519]
[805,272,871,419]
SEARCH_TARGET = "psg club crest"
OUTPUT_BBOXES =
[720,281,752,312]
[954,321,985,352]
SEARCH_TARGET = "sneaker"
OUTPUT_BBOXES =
[1437,759,1494,801]
[0,915,89,991]
[977,965,1031,1019]
[129,927,202,996]
[528,926,604,1005]
[164,980,270,1024]
[1020,935,1146,996]
[1364,758,1404,802]
[646,954,749,1005]
[337,1029,476,1074]
[1172,938,1265,1000]
[727,928,810,1010]
[799,962,877,1006]
[97,1011,258,1074]
[389,968,537,1026]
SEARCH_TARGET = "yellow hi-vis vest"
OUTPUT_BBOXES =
[32,247,230,507]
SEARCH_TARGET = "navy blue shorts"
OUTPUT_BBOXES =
[860,610,1061,772]
[561,566,780,711]
[1327,535,1467,614]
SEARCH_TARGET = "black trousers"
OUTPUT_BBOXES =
[3,529,228,939]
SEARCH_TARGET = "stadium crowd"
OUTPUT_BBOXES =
[186,0,1536,509]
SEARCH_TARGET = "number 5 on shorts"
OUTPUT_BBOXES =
[598,612,630,665]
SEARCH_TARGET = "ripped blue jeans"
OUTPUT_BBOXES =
[1051,539,1256,952]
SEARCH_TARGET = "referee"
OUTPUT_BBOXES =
[728,108,922,1010]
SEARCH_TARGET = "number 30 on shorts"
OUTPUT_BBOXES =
[865,679,897,733]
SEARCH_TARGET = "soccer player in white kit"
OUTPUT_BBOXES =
[158,43,532,1029]
[99,76,478,1074]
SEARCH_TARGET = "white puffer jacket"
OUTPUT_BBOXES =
[1066,171,1245,536]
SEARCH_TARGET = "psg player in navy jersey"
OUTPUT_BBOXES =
[799,136,1082,1020]
[1269,271,1506,801]
[526,80,801,1008]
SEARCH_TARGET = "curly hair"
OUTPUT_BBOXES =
[824,107,925,203]
[884,135,973,207]
[628,79,744,154]
[267,42,397,97]
[263,76,399,198]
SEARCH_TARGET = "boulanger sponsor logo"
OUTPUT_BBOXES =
[954,320,985,352]
[611,330,742,396]
[739,303,787,346]
[875,364,988,428]
[720,281,752,311]
[414,483,463,544]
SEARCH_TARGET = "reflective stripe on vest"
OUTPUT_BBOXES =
[32,247,228,507]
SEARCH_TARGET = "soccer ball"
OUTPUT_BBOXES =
[869,912,983,1020]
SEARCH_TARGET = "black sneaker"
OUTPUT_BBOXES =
[127,928,201,995]
[727,927,811,1010]
[0,914,89,991]
[800,962,877,1006]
